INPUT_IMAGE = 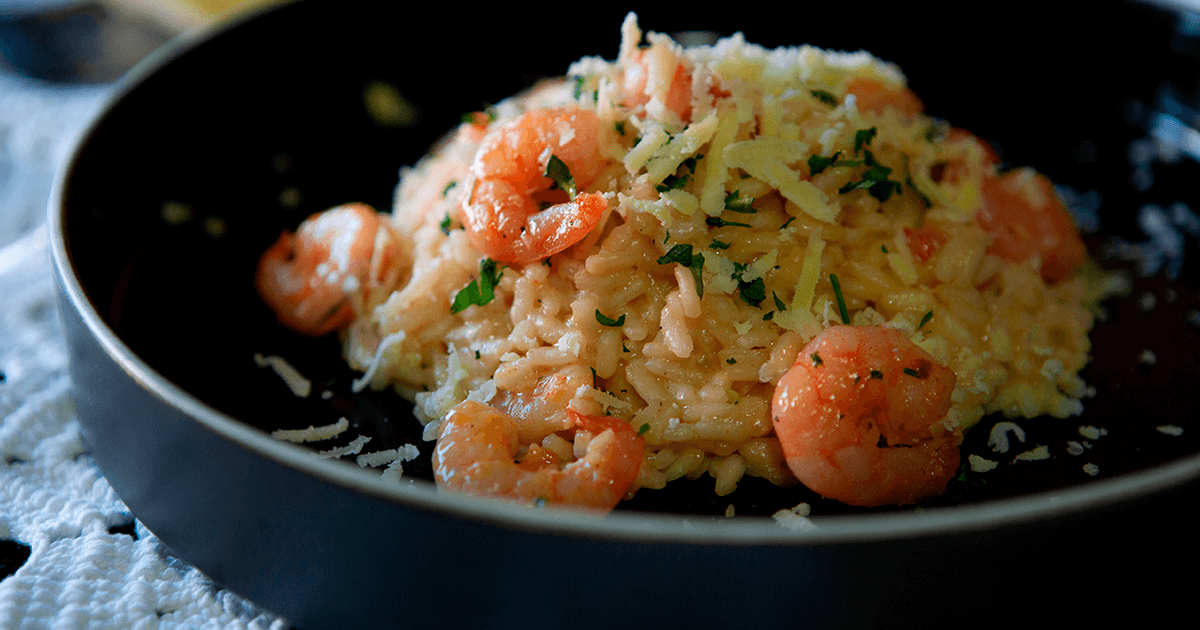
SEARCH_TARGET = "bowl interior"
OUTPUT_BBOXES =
[59,0,1200,521]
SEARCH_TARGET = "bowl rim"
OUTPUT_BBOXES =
[46,0,1200,547]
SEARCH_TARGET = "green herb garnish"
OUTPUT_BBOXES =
[773,292,787,311]
[638,423,651,436]
[439,215,452,235]
[451,258,503,314]
[545,154,577,200]
[854,127,878,154]
[810,89,838,106]
[838,157,902,201]
[733,262,766,308]
[903,367,922,378]
[573,76,586,100]
[657,243,705,298]
[811,352,824,366]
[724,190,755,213]
[726,357,737,365]
[808,151,842,176]
[869,369,883,379]
[709,239,731,250]
[615,121,626,136]
[442,180,457,197]
[656,155,702,193]
[596,310,626,327]
[706,217,752,228]
[830,273,850,323]
[918,310,934,330]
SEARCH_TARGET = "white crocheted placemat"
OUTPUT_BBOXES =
[0,73,287,630]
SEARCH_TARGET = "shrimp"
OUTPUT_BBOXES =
[432,400,644,512]
[844,77,924,119]
[460,107,611,264]
[771,325,959,507]
[976,168,1086,283]
[256,203,403,335]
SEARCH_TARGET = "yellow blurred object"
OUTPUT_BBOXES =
[104,0,289,32]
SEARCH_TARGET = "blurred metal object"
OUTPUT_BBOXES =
[0,1,175,83]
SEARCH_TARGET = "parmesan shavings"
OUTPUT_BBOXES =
[723,138,834,222]
[317,435,371,458]
[968,454,998,473]
[643,109,719,185]
[772,502,817,531]
[1013,445,1050,462]
[352,330,407,393]
[270,417,350,443]
[988,421,1026,454]
[699,104,741,215]
[357,444,421,469]
[253,353,312,398]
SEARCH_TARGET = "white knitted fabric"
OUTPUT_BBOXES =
[0,74,287,630]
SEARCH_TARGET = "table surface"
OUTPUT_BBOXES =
[1,3,294,628]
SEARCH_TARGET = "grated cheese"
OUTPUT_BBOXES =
[271,417,350,443]
[253,353,312,398]
[722,138,834,222]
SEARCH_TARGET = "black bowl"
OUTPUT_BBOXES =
[50,1,1200,627]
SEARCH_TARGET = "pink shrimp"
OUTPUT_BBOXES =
[460,107,611,264]
[976,169,1086,284]
[844,76,924,119]
[432,400,644,513]
[771,325,960,507]
[256,203,402,336]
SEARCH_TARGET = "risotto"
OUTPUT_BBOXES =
[256,14,1105,511]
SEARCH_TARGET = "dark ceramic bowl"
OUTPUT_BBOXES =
[50,1,1200,627]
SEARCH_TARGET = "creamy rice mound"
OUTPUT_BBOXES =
[339,13,1105,499]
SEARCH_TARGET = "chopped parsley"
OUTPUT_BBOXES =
[615,121,626,136]
[733,262,766,308]
[709,239,731,250]
[724,190,755,213]
[830,273,850,323]
[657,243,705,298]
[903,367,922,378]
[807,150,865,176]
[869,369,883,379]
[706,216,751,228]
[656,155,702,193]
[573,76,586,100]
[881,244,889,253]
[439,215,452,235]
[596,310,626,327]
[781,217,796,229]
[854,127,878,154]
[810,89,838,106]
[836,147,902,202]
[545,155,577,200]
[726,357,737,365]
[638,423,651,436]
[441,180,457,197]
[773,292,787,311]
[918,310,934,330]
[451,258,503,314]
[762,311,775,321]
[811,352,824,366]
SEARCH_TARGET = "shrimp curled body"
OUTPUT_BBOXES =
[433,400,644,512]
[255,202,402,336]
[461,107,610,264]
[771,325,959,507]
